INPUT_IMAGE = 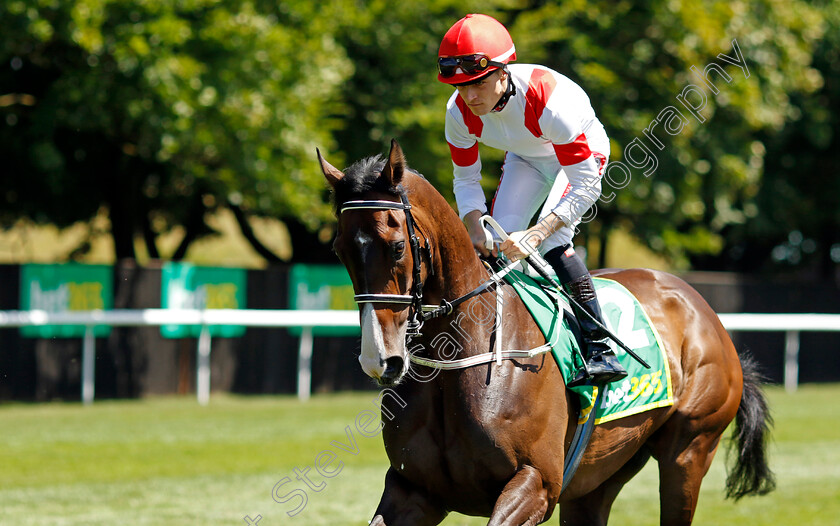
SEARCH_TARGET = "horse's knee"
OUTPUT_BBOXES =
[488,465,552,526]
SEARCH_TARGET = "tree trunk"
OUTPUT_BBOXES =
[142,211,160,260]
[283,217,337,263]
[107,155,138,261]
[172,193,211,261]
[229,203,283,264]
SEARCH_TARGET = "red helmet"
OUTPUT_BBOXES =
[437,14,516,85]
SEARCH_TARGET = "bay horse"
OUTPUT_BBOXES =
[319,139,774,525]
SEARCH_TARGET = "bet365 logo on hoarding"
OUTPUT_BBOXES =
[19,264,113,338]
[160,262,247,338]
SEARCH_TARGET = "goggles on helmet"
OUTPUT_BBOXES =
[437,54,506,79]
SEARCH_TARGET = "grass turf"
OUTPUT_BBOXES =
[1,384,838,525]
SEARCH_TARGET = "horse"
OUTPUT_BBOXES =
[318,139,775,525]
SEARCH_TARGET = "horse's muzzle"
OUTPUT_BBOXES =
[378,356,406,386]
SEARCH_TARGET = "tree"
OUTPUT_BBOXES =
[0,0,351,262]
[503,0,826,269]
[2,0,835,277]
[326,0,831,274]
[703,0,840,279]
[327,0,502,199]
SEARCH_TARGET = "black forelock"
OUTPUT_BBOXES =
[332,155,394,211]
[331,154,425,211]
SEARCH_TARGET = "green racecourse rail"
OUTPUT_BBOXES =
[0,310,838,404]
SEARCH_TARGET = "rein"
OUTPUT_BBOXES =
[340,188,500,332]
[340,188,554,370]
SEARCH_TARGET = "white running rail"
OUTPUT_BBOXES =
[0,310,837,403]
[0,309,358,405]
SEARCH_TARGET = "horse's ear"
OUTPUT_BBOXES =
[317,148,345,187]
[382,138,406,186]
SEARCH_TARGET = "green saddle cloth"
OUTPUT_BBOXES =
[501,269,674,424]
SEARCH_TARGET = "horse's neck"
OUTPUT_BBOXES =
[407,178,506,345]
[416,205,502,351]
[439,236,487,292]
[416,203,488,303]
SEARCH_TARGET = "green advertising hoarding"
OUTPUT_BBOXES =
[288,264,359,336]
[160,262,247,338]
[19,263,113,338]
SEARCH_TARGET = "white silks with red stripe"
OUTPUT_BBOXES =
[444,63,610,230]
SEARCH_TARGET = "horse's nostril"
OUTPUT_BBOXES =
[383,356,404,379]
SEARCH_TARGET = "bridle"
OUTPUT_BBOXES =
[339,186,563,373]
[339,187,501,338]
[340,188,430,337]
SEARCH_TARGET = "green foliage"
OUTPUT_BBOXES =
[1,0,352,259]
[730,0,840,275]
[326,0,504,198]
[0,0,837,273]
[507,0,826,269]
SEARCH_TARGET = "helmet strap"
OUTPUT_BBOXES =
[492,67,516,112]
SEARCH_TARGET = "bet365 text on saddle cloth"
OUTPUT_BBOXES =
[502,272,674,425]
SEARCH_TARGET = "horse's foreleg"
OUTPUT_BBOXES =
[487,465,551,526]
[370,467,447,526]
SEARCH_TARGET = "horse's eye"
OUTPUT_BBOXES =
[391,241,406,259]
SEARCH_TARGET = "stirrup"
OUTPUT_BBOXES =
[567,368,627,388]
[567,356,628,388]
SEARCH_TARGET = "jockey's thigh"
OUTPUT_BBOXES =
[536,168,577,254]
[491,153,576,254]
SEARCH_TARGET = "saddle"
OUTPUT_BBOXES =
[490,265,674,490]
[498,267,674,425]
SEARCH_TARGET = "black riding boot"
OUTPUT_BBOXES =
[565,275,628,387]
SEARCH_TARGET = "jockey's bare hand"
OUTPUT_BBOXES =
[463,210,497,257]
[498,213,566,262]
[499,229,543,261]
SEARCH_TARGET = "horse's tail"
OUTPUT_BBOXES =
[725,351,777,500]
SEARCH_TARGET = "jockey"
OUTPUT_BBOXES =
[437,13,627,387]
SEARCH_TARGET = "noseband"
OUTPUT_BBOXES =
[340,189,432,337]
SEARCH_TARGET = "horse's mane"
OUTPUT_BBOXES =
[331,154,426,211]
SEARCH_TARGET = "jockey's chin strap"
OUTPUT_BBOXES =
[492,66,516,112]
[340,188,503,338]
